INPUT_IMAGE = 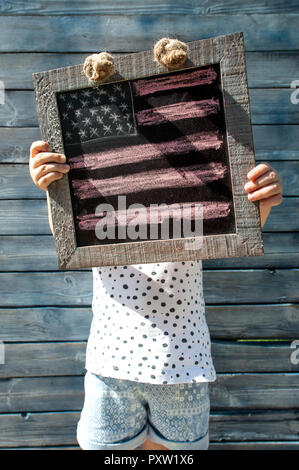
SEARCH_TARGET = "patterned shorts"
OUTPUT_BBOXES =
[77,371,210,450]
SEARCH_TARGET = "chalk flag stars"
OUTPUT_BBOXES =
[57,81,136,146]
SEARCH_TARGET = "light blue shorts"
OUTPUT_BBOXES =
[77,371,210,450]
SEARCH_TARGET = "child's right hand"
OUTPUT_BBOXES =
[29,140,70,191]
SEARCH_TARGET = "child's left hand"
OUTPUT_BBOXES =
[244,163,283,227]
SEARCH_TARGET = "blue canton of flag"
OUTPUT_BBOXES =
[57,81,136,147]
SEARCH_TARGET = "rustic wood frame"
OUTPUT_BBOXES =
[32,31,264,269]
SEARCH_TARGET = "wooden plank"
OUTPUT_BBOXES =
[1,373,299,412]
[0,128,41,163]
[0,411,80,447]
[1,232,298,272]
[1,303,298,342]
[0,14,298,52]
[210,442,299,450]
[0,307,92,341]
[1,1,298,16]
[0,410,298,447]
[211,374,299,409]
[206,303,299,339]
[0,342,298,379]
[1,52,298,90]
[261,197,298,231]
[249,89,299,125]
[0,91,36,127]
[253,125,299,161]
[0,376,84,412]
[1,89,298,128]
[0,342,87,378]
[2,442,299,450]
[0,197,297,236]
[0,269,298,306]
[1,126,298,164]
[1,160,297,200]
[210,410,299,442]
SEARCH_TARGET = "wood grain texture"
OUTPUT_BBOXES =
[0,307,92,341]
[1,303,298,341]
[0,373,298,412]
[0,14,299,52]
[0,4,298,450]
[0,410,298,447]
[1,0,298,15]
[0,270,298,306]
[0,342,298,379]
[0,232,298,271]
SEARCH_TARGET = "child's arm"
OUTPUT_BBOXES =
[244,163,283,228]
[29,140,70,236]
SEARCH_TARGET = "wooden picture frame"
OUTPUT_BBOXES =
[32,32,264,270]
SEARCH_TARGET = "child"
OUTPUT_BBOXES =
[29,140,283,450]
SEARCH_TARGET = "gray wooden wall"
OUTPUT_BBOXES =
[0,0,299,450]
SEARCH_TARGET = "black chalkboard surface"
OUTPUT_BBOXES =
[56,64,235,248]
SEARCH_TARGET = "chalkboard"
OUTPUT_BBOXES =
[32,32,264,269]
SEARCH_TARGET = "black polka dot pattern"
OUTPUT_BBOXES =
[86,260,216,385]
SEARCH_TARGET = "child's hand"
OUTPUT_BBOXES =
[29,140,70,191]
[244,163,283,227]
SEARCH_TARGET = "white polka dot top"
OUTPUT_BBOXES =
[85,260,216,385]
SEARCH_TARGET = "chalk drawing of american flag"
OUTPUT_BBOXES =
[57,64,235,247]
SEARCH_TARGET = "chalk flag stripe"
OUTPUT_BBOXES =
[71,162,228,199]
[68,131,224,170]
[77,201,231,232]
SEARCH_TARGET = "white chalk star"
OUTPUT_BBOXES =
[124,112,131,120]
[103,124,112,134]
[82,116,91,126]
[75,109,82,118]
[79,128,87,138]
[97,88,107,95]
[80,99,89,107]
[70,120,79,129]
[65,131,73,140]
[113,84,122,93]
[120,90,126,99]
[90,127,99,137]
[102,105,111,114]
[116,124,125,134]
[70,93,78,99]
[62,111,69,120]
[120,102,128,111]
[96,115,104,124]
[110,112,120,123]
[127,122,133,132]
[82,89,92,97]
[90,109,98,116]
[94,97,101,105]
[66,102,74,110]
[108,94,117,103]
